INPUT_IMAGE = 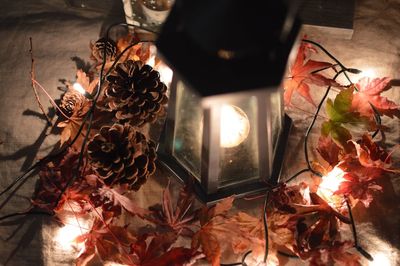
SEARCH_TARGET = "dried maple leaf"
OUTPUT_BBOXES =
[284,41,339,106]
[32,149,82,212]
[95,185,150,218]
[293,192,350,254]
[191,197,236,266]
[148,181,196,235]
[317,135,342,166]
[337,173,382,207]
[116,33,152,64]
[307,240,361,266]
[229,212,265,256]
[333,134,398,207]
[131,233,200,266]
[268,184,352,257]
[58,70,96,150]
[352,77,400,118]
[76,215,137,266]
[351,134,398,172]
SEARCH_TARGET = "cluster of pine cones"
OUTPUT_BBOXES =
[58,37,167,190]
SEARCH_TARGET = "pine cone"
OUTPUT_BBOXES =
[91,37,117,62]
[59,89,86,117]
[87,123,157,190]
[104,60,168,127]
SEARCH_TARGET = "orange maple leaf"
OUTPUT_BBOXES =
[352,77,400,118]
[191,197,235,266]
[284,42,338,106]
[57,70,97,150]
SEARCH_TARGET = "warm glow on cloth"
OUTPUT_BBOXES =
[220,104,250,148]
[55,215,89,251]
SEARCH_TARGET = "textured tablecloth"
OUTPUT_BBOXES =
[0,0,399,265]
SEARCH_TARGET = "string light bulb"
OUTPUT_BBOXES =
[72,82,92,99]
[317,166,346,207]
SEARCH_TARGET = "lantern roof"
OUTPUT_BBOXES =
[156,0,300,97]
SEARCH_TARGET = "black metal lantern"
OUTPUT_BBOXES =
[156,0,300,203]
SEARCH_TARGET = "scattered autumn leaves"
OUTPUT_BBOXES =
[27,33,400,266]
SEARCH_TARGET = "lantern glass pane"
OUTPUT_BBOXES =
[270,90,283,151]
[172,81,202,180]
[218,96,259,186]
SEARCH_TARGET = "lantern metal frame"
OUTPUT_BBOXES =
[157,80,292,204]
[155,0,299,204]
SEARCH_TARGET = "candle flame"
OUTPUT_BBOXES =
[220,105,250,148]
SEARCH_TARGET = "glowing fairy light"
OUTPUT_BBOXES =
[156,63,173,87]
[361,68,376,78]
[319,167,345,193]
[317,166,346,207]
[220,105,250,148]
[72,82,92,99]
[72,82,86,95]
[147,54,156,67]
[369,252,391,266]
[55,215,89,251]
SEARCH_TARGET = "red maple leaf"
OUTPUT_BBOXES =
[306,240,361,266]
[95,185,150,218]
[76,214,137,266]
[147,181,196,235]
[317,135,342,166]
[131,233,200,266]
[191,197,236,266]
[352,77,400,118]
[284,42,339,106]
[331,134,398,207]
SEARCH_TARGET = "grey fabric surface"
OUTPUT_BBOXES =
[0,0,399,265]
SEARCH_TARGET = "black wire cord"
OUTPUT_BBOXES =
[303,69,345,178]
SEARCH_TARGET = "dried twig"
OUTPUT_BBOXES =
[29,37,52,125]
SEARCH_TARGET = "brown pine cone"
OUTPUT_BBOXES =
[87,123,157,190]
[59,89,86,117]
[104,60,168,127]
[91,37,117,62]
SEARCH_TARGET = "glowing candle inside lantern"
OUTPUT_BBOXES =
[317,166,346,207]
[220,104,250,148]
